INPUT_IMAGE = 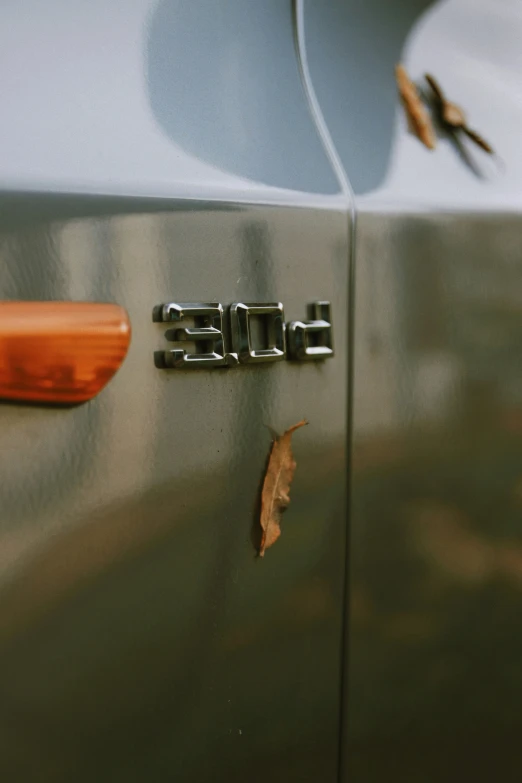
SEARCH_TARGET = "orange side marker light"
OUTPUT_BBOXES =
[0,302,131,404]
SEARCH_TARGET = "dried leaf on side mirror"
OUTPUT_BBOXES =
[395,64,437,150]
[259,419,308,557]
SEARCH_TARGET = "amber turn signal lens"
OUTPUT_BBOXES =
[0,302,131,404]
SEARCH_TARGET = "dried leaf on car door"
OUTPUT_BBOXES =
[259,419,308,557]
[395,64,436,150]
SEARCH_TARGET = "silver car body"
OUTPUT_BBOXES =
[0,1,520,781]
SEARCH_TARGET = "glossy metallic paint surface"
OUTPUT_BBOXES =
[345,211,522,782]
[0,0,342,203]
[0,198,350,782]
[305,0,522,209]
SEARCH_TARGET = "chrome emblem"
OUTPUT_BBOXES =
[153,301,333,369]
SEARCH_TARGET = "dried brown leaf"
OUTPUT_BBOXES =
[425,72,494,154]
[395,64,436,150]
[259,419,308,557]
[425,73,445,104]
[461,125,494,154]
